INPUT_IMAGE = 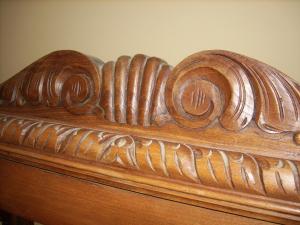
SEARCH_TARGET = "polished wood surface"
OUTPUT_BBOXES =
[1,158,281,225]
[0,50,299,224]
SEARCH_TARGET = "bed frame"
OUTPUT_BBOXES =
[0,50,299,225]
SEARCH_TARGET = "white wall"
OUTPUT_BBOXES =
[1,0,300,82]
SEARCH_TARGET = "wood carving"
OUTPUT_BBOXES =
[0,51,103,115]
[0,114,299,202]
[1,50,299,134]
[0,51,172,126]
[0,50,300,224]
[167,51,300,133]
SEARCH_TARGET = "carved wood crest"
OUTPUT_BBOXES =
[0,50,299,136]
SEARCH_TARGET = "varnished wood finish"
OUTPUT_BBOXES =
[0,158,280,225]
[0,50,299,225]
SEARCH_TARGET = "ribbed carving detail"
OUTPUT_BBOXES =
[99,54,172,126]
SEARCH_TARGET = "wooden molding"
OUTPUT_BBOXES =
[0,113,299,202]
[0,50,300,223]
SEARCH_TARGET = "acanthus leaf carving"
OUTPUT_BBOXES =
[0,114,299,202]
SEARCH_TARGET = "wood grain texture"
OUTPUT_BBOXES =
[0,158,280,225]
[0,49,299,224]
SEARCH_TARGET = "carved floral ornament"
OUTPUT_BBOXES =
[0,50,299,139]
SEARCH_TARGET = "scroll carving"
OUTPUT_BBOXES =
[0,51,104,115]
[0,114,299,202]
[166,50,300,133]
[0,50,299,134]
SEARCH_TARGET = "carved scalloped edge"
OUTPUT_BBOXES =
[0,50,299,135]
[0,113,299,203]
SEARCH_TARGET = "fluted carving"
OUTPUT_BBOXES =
[0,50,299,135]
[99,54,172,126]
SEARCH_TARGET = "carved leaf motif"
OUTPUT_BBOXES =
[167,50,300,133]
[0,114,299,201]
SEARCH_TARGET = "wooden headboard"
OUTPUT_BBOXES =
[0,50,299,225]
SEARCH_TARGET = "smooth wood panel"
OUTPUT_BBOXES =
[0,158,276,225]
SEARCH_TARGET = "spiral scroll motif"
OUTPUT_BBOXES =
[166,50,300,133]
[0,51,103,114]
[166,53,254,131]
[0,51,173,126]
[1,50,299,134]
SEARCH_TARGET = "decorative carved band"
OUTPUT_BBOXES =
[0,114,299,202]
[0,50,299,134]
